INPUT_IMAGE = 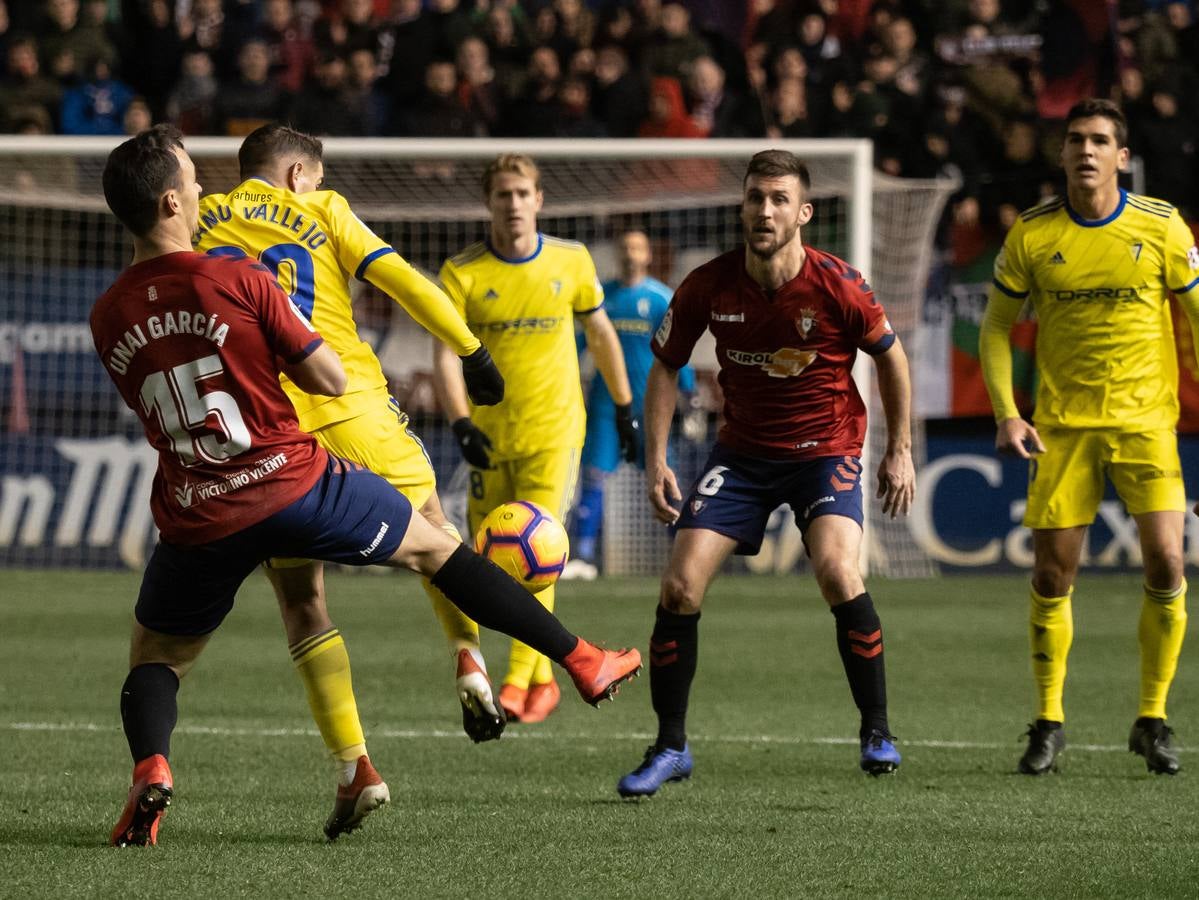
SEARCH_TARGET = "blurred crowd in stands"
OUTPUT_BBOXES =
[1,1,1198,221]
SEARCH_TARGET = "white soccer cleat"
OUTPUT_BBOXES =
[456,648,506,742]
[560,559,598,581]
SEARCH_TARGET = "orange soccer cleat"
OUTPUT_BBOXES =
[563,640,642,706]
[324,756,390,841]
[110,754,173,847]
[520,679,562,723]
[498,683,528,722]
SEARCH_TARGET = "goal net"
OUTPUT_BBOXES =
[0,137,955,575]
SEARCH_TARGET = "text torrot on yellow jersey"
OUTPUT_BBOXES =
[989,189,1199,431]
[194,178,480,431]
[439,234,603,460]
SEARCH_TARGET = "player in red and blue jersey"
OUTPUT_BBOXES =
[616,150,916,797]
[95,127,642,847]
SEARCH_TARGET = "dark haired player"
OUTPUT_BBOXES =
[616,149,915,796]
[97,126,641,846]
[193,123,510,840]
[982,98,1199,776]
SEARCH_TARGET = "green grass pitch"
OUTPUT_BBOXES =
[2,569,1196,898]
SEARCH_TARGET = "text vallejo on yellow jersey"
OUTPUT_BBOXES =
[439,234,603,459]
[194,178,397,430]
[993,190,1199,431]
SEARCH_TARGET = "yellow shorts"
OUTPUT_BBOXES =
[269,395,435,569]
[1023,427,1186,529]
[466,447,581,539]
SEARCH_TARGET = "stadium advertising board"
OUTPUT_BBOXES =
[5,431,1199,572]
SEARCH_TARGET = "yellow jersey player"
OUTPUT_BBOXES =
[193,124,508,837]
[433,154,639,723]
[981,99,1199,777]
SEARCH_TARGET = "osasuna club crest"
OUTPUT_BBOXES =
[797,307,818,339]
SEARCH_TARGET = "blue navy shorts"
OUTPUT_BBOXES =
[675,445,863,555]
[135,455,412,635]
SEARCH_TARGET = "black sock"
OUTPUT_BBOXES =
[120,663,179,762]
[650,606,700,751]
[831,592,889,740]
[431,544,578,661]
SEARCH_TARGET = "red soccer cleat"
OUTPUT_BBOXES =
[110,754,173,847]
[520,679,561,723]
[498,683,528,722]
[563,640,642,706]
[324,756,390,841]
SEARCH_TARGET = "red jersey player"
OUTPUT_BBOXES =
[616,150,916,797]
[99,127,641,848]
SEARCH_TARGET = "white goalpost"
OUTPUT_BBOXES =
[0,136,956,575]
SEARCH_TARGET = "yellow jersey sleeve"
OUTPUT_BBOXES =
[992,215,1032,299]
[573,248,604,314]
[368,253,479,355]
[323,191,393,279]
[1165,210,1199,295]
[979,289,1025,422]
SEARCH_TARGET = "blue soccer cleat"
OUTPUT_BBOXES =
[860,730,901,775]
[617,744,693,797]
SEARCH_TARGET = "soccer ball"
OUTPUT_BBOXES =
[474,501,569,593]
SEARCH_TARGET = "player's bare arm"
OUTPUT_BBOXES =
[872,339,915,518]
[581,308,634,405]
[433,339,494,468]
[432,340,472,422]
[283,341,347,397]
[644,359,683,523]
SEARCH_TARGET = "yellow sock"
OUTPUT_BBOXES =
[507,583,556,689]
[1029,586,1073,723]
[291,628,366,763]
[425,522,482,653]
[1139,580,1187,720]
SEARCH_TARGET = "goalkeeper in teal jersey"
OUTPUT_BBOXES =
[562,231,695,579]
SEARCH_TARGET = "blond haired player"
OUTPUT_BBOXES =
[193,124,508,837]
[981,99,1199,776]
[434,154,639,723]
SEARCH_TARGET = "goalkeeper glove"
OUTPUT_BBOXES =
[452,417,494,469]
[615,403,642,464]
[461,345,504,406]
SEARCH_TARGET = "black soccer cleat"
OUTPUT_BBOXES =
[1017,719,1065,775]
[1128,717,1181,775]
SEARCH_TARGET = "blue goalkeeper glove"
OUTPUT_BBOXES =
[614,403,641,464]
[460,345,504,406]
[452,417,493,469]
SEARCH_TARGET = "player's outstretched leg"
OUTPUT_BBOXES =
[618,605,702,798]
[830,593,900,775]
[111,754,173,847]
[112,662,180,846]
[324,756,391,840]
[425,544,641,705]
[268,562,393,837]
